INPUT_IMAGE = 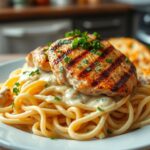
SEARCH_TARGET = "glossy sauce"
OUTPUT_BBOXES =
[20,63,115,108]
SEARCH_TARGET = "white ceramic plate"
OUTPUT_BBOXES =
[0,59,150,150]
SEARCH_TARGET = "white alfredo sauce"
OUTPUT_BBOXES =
[19,64,115,108]
[19,64,57,85]
[63,88,115,108]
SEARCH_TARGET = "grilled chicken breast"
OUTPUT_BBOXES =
[26,46,51,72]
[48,36,137,97]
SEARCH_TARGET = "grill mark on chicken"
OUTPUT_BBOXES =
[79,46,114,78]
[91,54,126,87]
[53,49,72,65]
[67,50,89,68]
[111,64,136,92]
[47,36,137,97]
[50,38,73,51]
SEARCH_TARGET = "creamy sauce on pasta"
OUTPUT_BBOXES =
[19,64,115,108]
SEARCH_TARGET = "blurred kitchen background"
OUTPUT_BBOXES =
[0,0,150,54]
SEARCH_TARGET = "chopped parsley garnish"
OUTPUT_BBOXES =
[125,57,130,63]
[65,29,81,37]
[13,82,20,95]
[105,59,113,63]
[57,50,62,53]
[82,42,91,50]
[71,36,90,50]
[23,71,28,74]
[14,82,20,87]
[74,29,81,36]
[82,59,89,64]
[47,42,52,47]
[78,37,87,45]
[54,96,61,101]
[94,61,100,66]
[29,69,40,76]
[93,32,101,39]
[97,107,104,112]
[64,56,72,63]
[13,87,20,95]
[65,30,103,53]
[59,66,64,73]
[60,40,71,45]
[65,31,74,37]
[72,38,79,49]
[95,66,101,72]
[96,51,103,56]
[82,31,88,36]
[92,40,102,50]
[94,61,102,72]
[86,67,91,72]
[91,49,103,56]
[90,49,97,54]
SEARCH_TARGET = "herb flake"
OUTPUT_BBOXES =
[96,51,103,56]
[54,96,61,101]
[47,42,52,47]
[72,38,79,49]
[65,29,81,37]
[125,57,130,63]
[86,67,91,72]
[59,66,64,73]
[97,107,104,112]
[29,69,40,76]
[64,30,103,52]
[105,59,113,63]
[13,82,20,95]
[82,59,89,64]
[14,82,20,87]
[93,32,101,39]
[92,40,102,50]
[64,56,72,64]
[13,87,20,95]
[95,66,101,72]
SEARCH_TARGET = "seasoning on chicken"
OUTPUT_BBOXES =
[26,46,51,72]
[109,37,150,84]
[48,31,137,97]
